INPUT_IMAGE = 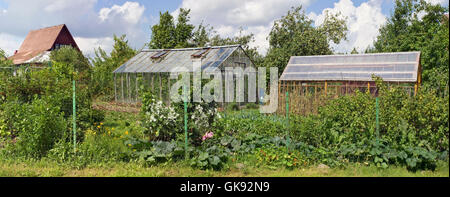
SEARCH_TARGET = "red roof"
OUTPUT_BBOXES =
[8,24,80,65]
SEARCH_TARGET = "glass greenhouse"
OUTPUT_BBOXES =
[112,45,256,105]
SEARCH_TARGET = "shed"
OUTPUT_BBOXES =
[278,52,421,115]
[113,45,256,105]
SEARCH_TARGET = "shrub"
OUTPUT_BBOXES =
[47,126,131,167]
[140,90,221,145]
[181,101,221,145]
[75,129,131,163]
[140,92,180,141]
[2,99,67,158]
[0,67,102,133]
[291,80,448,154]
[214,111,286,138]
[286,79,448,170]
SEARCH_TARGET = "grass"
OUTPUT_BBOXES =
[0,158,448,177]
[101,109,145,139]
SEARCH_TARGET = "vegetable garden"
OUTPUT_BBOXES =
[0,51,448,174]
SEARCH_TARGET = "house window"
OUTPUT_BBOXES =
[54,44,70,50]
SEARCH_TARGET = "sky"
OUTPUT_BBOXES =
[0,0,448,58]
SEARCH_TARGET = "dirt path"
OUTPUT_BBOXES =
[92,101,141,113]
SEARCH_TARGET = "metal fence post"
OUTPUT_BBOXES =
[286,91,290,152]
[73,73,77,152]
[184,85,188,160]
[376,97,380,144]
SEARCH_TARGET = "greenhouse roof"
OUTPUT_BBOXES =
[280,52,421,82]
[113,45,241,73]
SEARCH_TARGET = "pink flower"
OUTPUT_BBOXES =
[201,131,214,141]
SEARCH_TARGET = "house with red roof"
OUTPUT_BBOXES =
[8,24,80,65]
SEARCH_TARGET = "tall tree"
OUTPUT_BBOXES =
[50,46,91,75]
[149,11,177,49]
[191,22,214,47]
[149,8,195,49]
[175,8,195,48]
[110,34,137,66]
[90,34,136,99]
[371,0,449,91]
[264,6,348,76]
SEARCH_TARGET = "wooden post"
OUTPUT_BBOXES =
[127,73,130,103]
[414,83,418,96]
[345,82,348,95]
[121,74,124,102]
[314,85,317,99]
[324,82,328,96]
[278,80,281,114]
[135,73,139,102]
[114,73,117,102]
[367,82,370,94]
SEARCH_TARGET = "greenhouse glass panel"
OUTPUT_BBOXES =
[113,45,240,74]
[280,52,420,82]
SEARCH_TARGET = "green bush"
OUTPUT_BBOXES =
[140,92,180,141]
[46,128,132,168]
[2,99,67,158]
[140,90,221,145]
[286,79,448,171]
[215,111,286,138]
[76,130,131,163]
[0,67,104,135]
[292,82,449,153]
[89,35,137,101]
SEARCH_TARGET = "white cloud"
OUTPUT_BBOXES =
[0,0,147,57]
[0,0,98,36]
[0,33,24,56]
[74,37,114,58]
[241,25,273,55]
[175,0,313,55]
[99,2,145,24]
[311,0,387,53]
[425,0,449,6]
